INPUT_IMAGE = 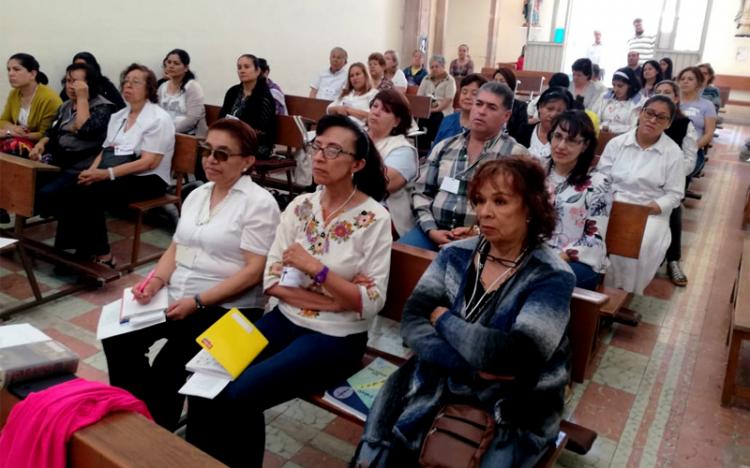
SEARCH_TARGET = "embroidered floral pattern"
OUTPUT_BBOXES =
[294,198,379,255]
[330,221,354,242]
[298,309,319,318]
[366,285,381,301]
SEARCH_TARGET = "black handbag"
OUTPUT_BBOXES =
[97,146,137,169]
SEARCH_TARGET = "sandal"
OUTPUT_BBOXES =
[668,261,688,287]
[95,255,117,269]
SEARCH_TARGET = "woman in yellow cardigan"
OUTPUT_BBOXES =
[1,53,62,151]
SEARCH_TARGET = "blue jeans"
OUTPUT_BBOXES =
[186,307,368,467]
[568,261,602,291]
[398,226,439,251]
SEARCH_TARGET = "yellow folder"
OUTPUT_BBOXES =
[195,309,269,379]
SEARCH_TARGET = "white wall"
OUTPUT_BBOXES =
[444,0,490,67]
[702,0,750,77]
[0,0,405,105]
[495,0,528,63]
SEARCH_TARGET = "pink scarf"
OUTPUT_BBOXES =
[0,378,152,468]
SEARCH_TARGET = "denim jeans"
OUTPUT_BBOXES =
[568,261,602,291]
[398,226,439,251]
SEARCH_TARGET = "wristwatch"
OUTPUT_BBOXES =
[314,265,330,284]
[194,294,206,310]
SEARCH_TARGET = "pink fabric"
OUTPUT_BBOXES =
[0,378,152,468]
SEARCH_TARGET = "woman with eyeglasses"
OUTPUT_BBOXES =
[185,114,391,467]
[53,63,174,267]
[592,67,643,133]
[545,111,611,290]
[597,95,685,294]
[101,118,280,432]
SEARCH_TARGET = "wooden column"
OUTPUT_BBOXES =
[433,0,448,56]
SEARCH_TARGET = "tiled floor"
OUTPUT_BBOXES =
[2,122,750,467]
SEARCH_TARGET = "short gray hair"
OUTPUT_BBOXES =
[429,54,445,67]
[478,81,514,109]
[331,47,348,60]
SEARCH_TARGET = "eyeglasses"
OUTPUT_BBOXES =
[121,79,145,87]
[641,108,671,123]
[305,141,356,159]
[550,132,585,146]
[198,143,243,162]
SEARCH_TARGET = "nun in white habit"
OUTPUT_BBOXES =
[596,95,685,294]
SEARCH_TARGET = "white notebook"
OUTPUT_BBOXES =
[119,287,168,323]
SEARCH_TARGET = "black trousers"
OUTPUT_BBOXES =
[101,305,263,431]
[54,174,166,256]
[417,111,445,154]
[666,204,682,262]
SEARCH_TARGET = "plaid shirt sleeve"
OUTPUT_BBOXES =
[412,137,461,232]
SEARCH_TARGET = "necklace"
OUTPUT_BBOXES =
[464,242,527,322]
[322,188,357,224]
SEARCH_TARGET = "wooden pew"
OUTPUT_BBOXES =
[305,242,600,461]
[252,115,305,194]
[722,238,750,406]
[598,201,651,325]
[405,94,432,120]
[125,134,199,271]
[406,85,419,96]
[0,389,223,467]
[204,104,221,127]
[284,95,331,123]
[480,67,497,79]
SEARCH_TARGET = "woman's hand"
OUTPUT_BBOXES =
[28,142,45,161]
[166,297,198,320]
[78,168,109,185]
[132,278,163,305]
[72,80,89,101]
[352,274,374,288]
[282,242,323,276]
[328,106,349,116]
[450,226,477,240]
[646,201,661,215]
[429,306,449,326]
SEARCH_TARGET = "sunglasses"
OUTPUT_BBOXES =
[198,142,243,162]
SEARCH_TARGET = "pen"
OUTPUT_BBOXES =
[137,270,157,295]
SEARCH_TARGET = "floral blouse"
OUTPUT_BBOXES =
[547,170,612,273]
[263,191,393,337]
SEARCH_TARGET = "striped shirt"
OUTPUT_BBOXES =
[627,34,656,63]
[412,130,529,232]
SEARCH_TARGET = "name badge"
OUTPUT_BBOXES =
[114,144,135,156]
[175,244,198,268]
[439,176,461,195]
[225,114,240,121]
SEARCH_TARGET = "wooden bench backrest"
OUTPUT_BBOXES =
[406,94,432,119]
[605,201,651,259]
[516,75,545,94]
[285,95,331,122]
[717,86,731,108]
[734,238,750,332]
[204,104,221,127]
[496,62,516,70]
[380,243,436,321]
[406,85,419,96]
[481,67,496,79]
[173,134,199,197]
[595,130,618,157]
[274,115,305,150]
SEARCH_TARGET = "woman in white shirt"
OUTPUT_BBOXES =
[327,62,377,127]
[597,95,685,294]
[54,64,175,266]
[383,50,408,93]
[185,114,392,467]
[593,67,643,134]
[101,118,280,431]
[514,87,573,161]
[367,89,419,237]
[545,110,612,290]
[157,49,207,137]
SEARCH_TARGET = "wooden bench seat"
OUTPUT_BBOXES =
[722,238,750,406]
[0,388,222,468]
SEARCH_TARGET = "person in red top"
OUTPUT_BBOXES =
[516,45,526,71]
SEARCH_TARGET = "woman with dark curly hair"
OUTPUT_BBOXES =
[355,155,576,467]
[53,63,175,266]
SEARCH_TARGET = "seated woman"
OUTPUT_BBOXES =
[492,67,528,137]
[417,55,456,150]
[219,54,276,159]
[512,87,573,161]
[545,111,611,290]
[569,58,605,110]
[449,44,474,81]
[383,50,408,93]
[597,95,685,294]
[157,49,207,137]
[53,63,175,266]
[527,72,569,121]
[697,63,721,112]
[678,66,717,177]
[368,53,394,91]
[367,89,419,237]
[655,80,699,287]
[101,118,279,431]
[1,53,62,154]
[258,58,288,115]
[639,60,663,98]
[327,62,378,127]
[593,67,642,133]
[184,115,391,467]
[354,156,575,467]
[433,73,487,146]
[59,52,126,110]
[29,63,116,212]
[659,57,674,81]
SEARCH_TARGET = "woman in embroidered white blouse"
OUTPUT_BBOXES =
[545,110,612,290]
[185,114,392,467]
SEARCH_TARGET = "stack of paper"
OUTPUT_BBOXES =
[119,287,168,325]
[97,299,166,340]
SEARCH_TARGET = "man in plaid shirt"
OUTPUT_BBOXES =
[400,81,529,250]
